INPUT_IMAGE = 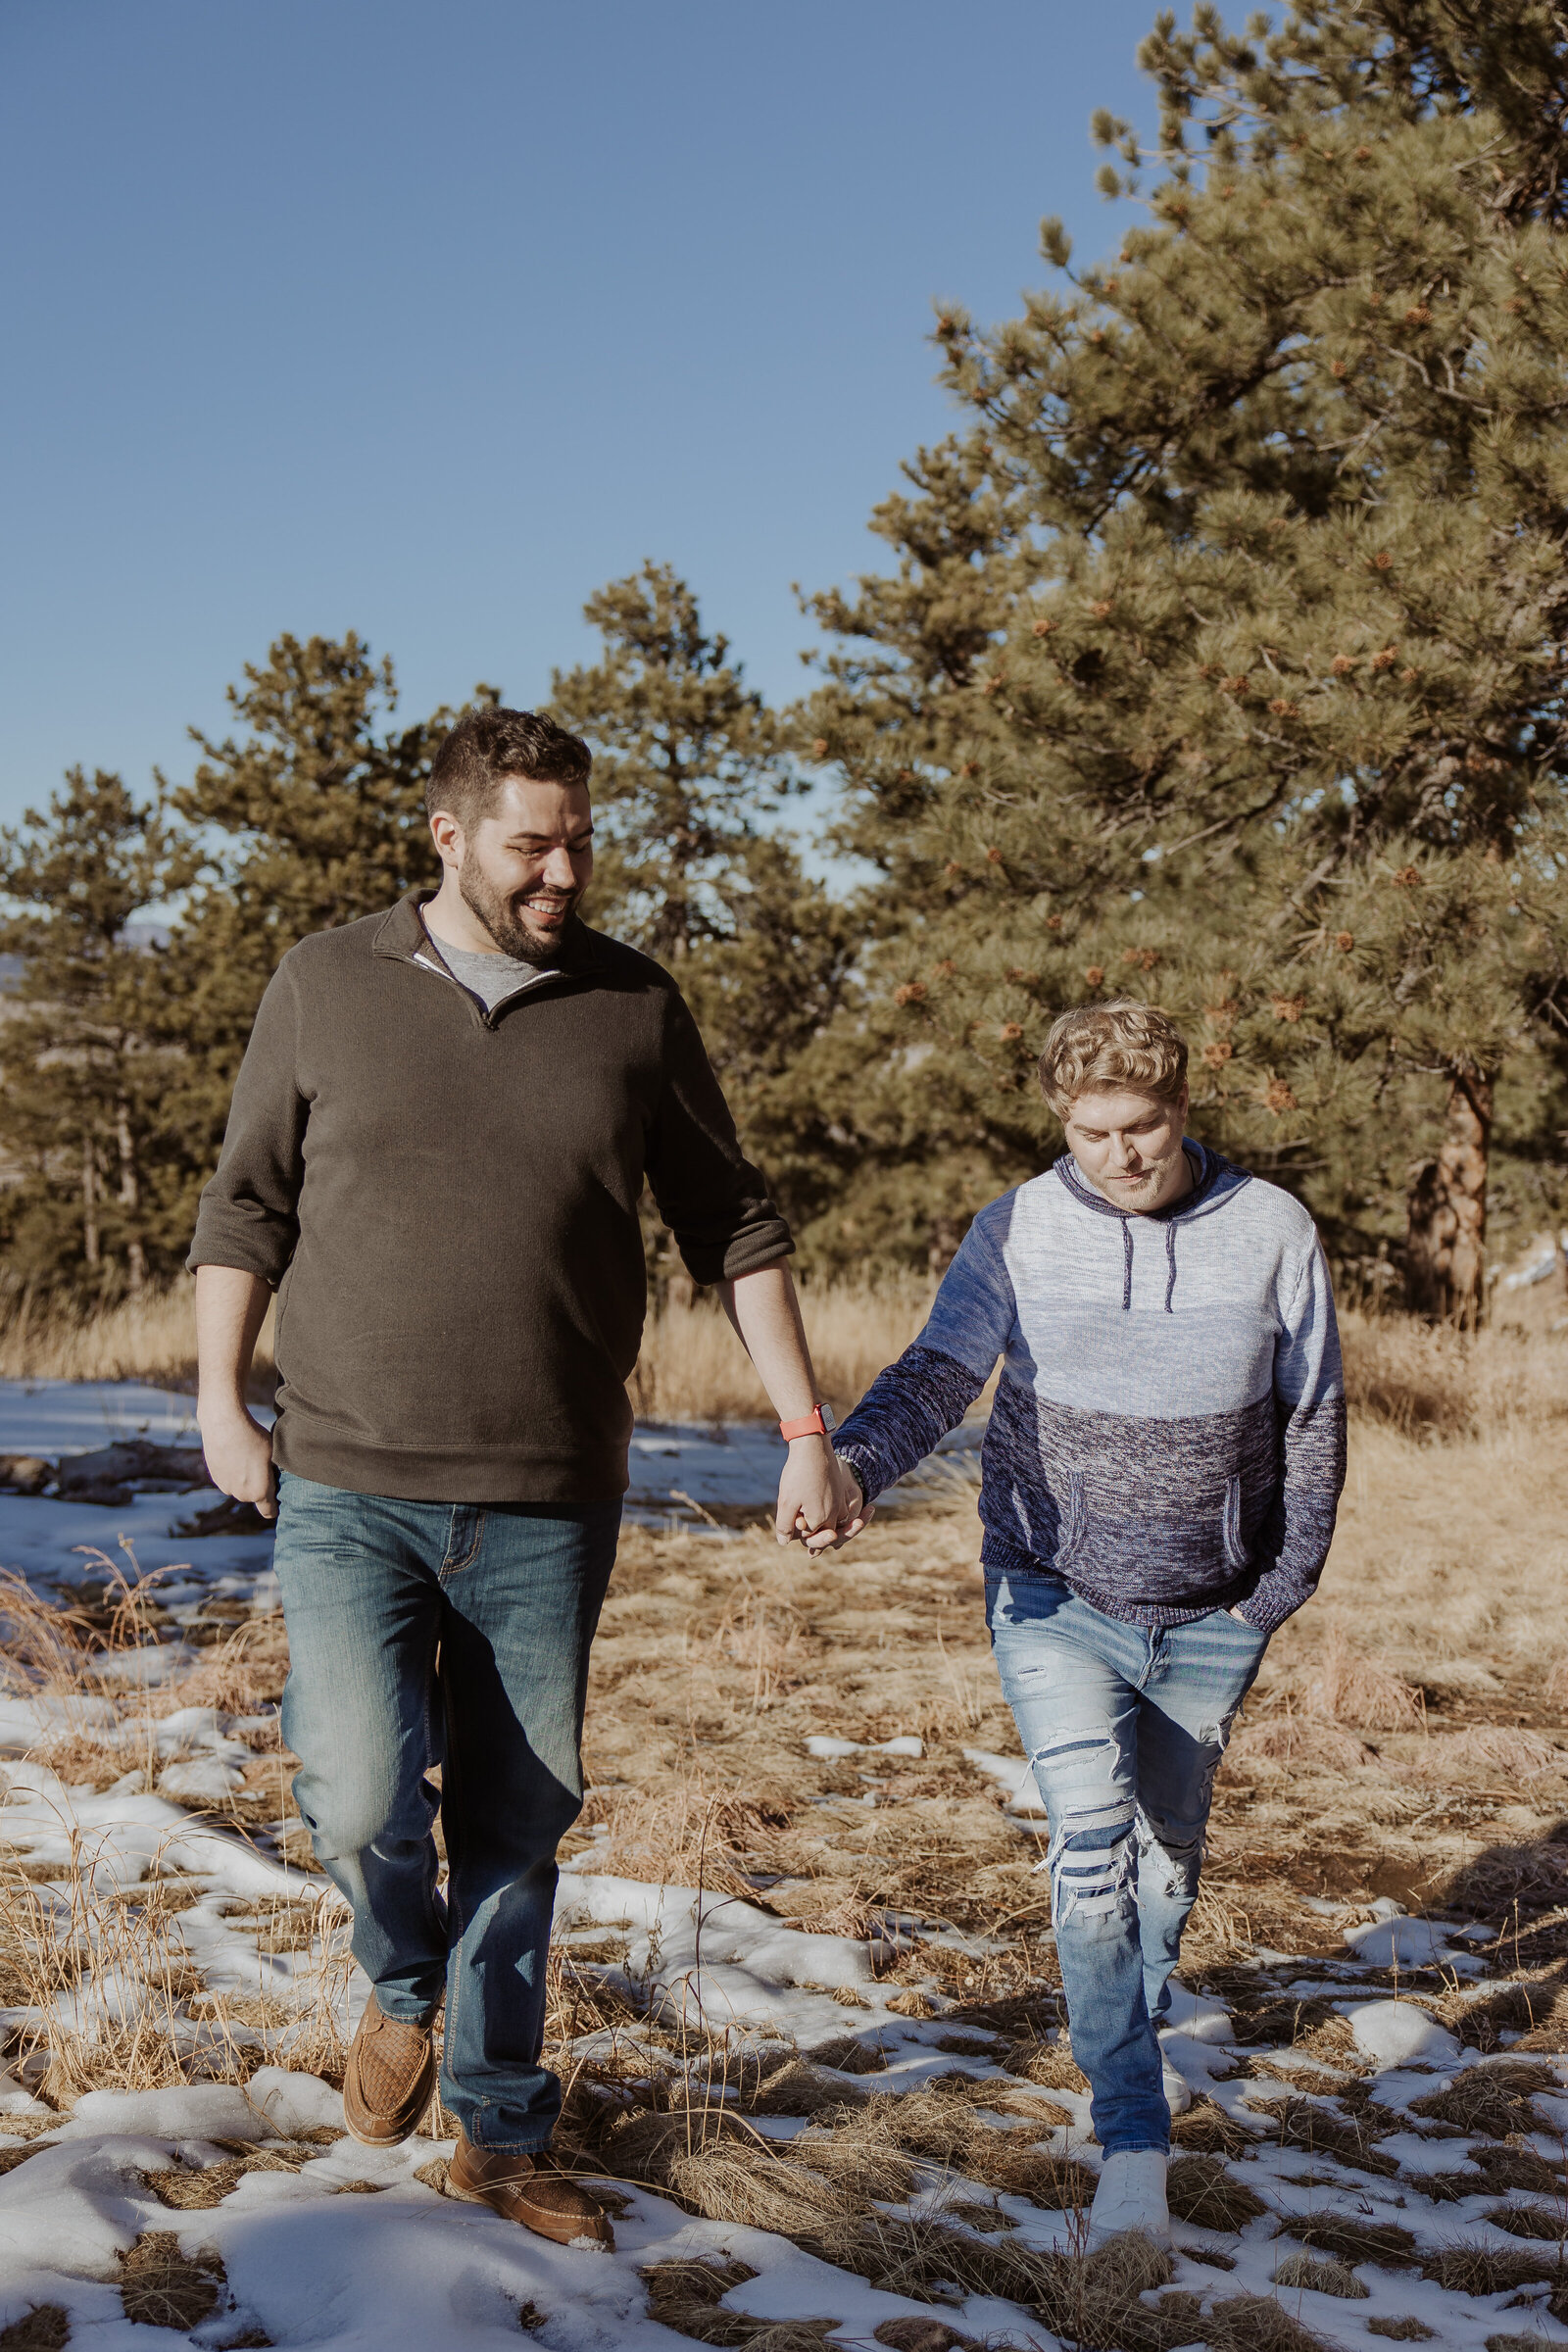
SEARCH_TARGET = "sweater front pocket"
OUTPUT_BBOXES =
[1221,1473,1250,1571]
[1054,1468,1089,1569]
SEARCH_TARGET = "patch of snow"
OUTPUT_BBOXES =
[0,1693,120,1751]
[60,2081,279,2143]
[158,1755,249,1803]
[555,1872,890,2037]
[1162,1984,1236,2042]
[1345,1998,1462,2068]
[91,1643,196,1687]
[0,2136,158,2285]
[624,1413,983,1526]
[0,2072,50,2121]
[1344,1914,1465,1969]
[248,2065,350,2136]
[0,1484,277,1597]
[0,1380,211,1454]
[962,1747,1047,1815]
[0,1760,317,1904]
[1503,1235,1568,1290]
[804,1734,923,1760]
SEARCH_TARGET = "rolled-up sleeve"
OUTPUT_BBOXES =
[186,959,309,1286]
[645,988,793,1284]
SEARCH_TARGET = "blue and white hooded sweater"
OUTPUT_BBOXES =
[835,1143,1346,1637]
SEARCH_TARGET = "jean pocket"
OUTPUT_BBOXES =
[1206,1602,1268,1649]
[986,1567,1071,1635]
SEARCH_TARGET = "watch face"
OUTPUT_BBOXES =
[819,1403,838,1433]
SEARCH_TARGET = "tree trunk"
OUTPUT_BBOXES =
[1405,1069,1493,1328]
[81,1136,99,1270]
[115,1095,146,1295]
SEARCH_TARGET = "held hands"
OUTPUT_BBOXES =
[197,1405,277,1522]
[773,1440,874,1554]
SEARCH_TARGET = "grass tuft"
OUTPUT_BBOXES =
[1276,2211,1417,2267]
[0,2312,71,2351]
[1484,2201,1568,2244]
[1166,2153,1269,2230]
[639,2260,843,2350]
[1202,2291,1337,2351]
[1304,1618,1424,1732]
[1270,2248,1368,2296]
[118,2231,226,2329]
[1408,2061,1559,2140]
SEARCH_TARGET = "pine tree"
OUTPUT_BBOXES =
[158,632,475,1225]
[0,771,190,1294]
[549,564,797,960]
[548,566,859,1267]
[801,0,1568,1309]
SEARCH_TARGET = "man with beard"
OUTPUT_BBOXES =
[190,707,857,2247]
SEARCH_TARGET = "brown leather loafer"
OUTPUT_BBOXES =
[445,2132,614,2247]
[342,1993,437,2147]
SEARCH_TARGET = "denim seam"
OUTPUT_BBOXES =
[439,1509,486,1582]
[466,2090,554,2154]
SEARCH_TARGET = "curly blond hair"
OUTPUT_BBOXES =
[1037,999,1189,1118]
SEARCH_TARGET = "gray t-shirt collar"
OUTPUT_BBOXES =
[416,921,560,1013]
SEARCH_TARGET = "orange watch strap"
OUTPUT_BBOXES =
[779,1406,830,1442]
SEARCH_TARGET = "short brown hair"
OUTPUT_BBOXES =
[1037,999,1189,1118]
[426,707,592,831]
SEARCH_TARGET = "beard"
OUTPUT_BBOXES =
[458,851,579,964]
[1101,1162,1167,1202]
[1094,1145,1188,1210]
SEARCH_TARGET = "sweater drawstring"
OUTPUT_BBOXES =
[1120,1218,1133,1311]
[1164,1221,1178,1313]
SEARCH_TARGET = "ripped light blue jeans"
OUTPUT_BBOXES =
[273,1473,620,2153]
[986,1568,1268,2155]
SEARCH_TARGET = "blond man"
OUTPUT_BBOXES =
[830,1002,1345,2246]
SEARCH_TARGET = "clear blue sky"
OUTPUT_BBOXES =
[0,0,1160,830]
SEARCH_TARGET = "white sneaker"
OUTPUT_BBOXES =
[1161,2054,1193,2117]
[1088,2149,1171,2248]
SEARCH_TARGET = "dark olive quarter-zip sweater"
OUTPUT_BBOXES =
[188,895,794,1503]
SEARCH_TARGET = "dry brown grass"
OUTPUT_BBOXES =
[0,2310,72,2351]
[1203,2294,1336,2352]
[640,2260,843,2351]
[1165,2154,1269,2231]
[0,1278,273,1391]
[1276,2211,1417,2268]
[1207,1318,1568,1938]
[1301,1617,1425,1732]
[0,1548,352,2098]
[8,1265,1565,1446]
[117,2231,226,2329]
[1270,2249,1367,2297]
[0,1272,929,1423]
[4,1302,1568,2350]
[629,1278,934,1423]
[1339,1309,1568,1438]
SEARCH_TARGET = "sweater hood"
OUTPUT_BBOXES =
[1053,1139,1252,1226]
[1052,1140,1254,1313]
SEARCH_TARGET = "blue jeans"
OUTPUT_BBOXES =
[272,1472,621,2152]
[986,1569,1268,2156]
